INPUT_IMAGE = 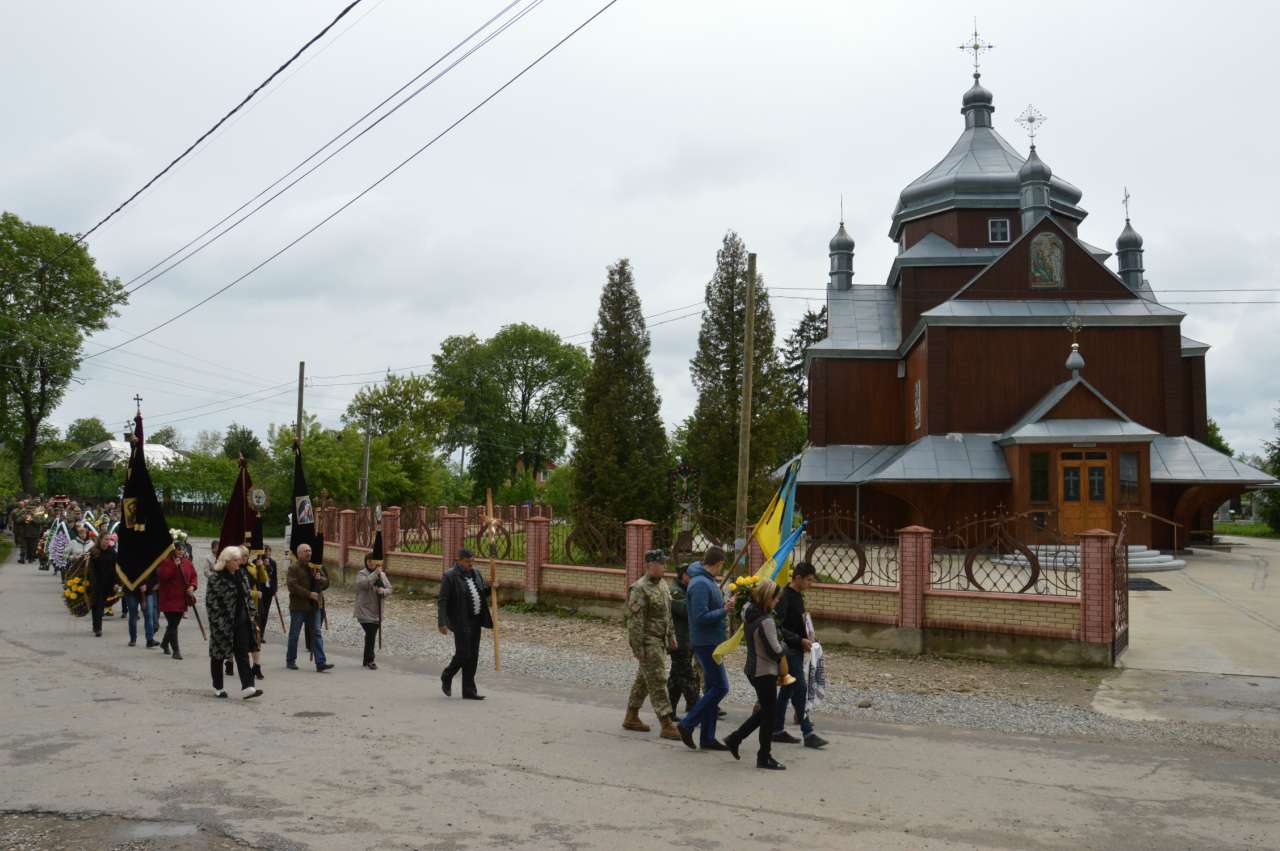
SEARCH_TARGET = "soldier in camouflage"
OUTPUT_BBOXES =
[622,549,681,740]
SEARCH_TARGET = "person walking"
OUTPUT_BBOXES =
[242,552,269,681]
[667,563,701,716]
[675,546,732,752]
[285,543,332,672]
[205,546,263,700]
[724,579,787,770]
[157,547,198,660]
[255,546,279,638]
[354,552,392,669]
[772,561,828,749]
[437,548,493,700]
[622,550,682,740]
[88,534,118,637]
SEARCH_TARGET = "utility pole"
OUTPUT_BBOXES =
[733,252,757,557]
[360,413,372,507]
[295,361,305,442]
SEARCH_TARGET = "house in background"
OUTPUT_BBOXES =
[797,67,1275,549]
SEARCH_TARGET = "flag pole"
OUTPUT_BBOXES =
[484,488,502,672]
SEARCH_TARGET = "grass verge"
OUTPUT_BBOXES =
[1217,521,1280,539]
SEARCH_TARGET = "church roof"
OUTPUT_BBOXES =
[866,434,1010,482]
[1180,335,1210,356]
[919,298,1183,324]
[1150,437,1276,485]
[810,285,900,355]
[884,232,1002,286]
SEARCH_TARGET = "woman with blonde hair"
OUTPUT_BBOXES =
[205,545,263,699]
[723,579,787,770]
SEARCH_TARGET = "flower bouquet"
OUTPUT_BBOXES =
[726,573,761,619]
[62,575,90,617]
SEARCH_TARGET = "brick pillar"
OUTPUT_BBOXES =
[338,509,356,569]
[625,519,655,586]
[519,504,531,522]
[441,513,465,569]
[896,525,932,654]
[382,506,401,556]
[1078,529,1116,647]
[525,516,549,604]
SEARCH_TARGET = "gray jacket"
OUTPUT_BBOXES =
[354,567,392,624]
[744,605,784,678]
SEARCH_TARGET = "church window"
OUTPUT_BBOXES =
[988,218,1010,243]
[1119,451,1140,504]
[1029,452,1049,503]
[1062,467,1081,502]
[1088,467,1107,501]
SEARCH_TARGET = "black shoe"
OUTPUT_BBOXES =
[94,631,102,637]
[171,652,183,661]
[365,662,378,670]
[702,739,729,753]
[725,735,741,761]
[225,659,234,676]
[772,731,801,745]
[441,674,452,697]
[161,642,170,655]
[146,640,159,648]
[252,664,264,681]
[757,756,786,771]
[804,734,829,749]
[462,692,485,701]
[316,663,334,672]
[128,640,136,647]
[717,708,727,719]
[676,723,696,750]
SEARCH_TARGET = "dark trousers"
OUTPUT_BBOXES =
[729,674,779,762]
[361,622,379,665]
[161,611,183,655]
[19,536,37,562]
[258,592,275,636]
[211,641,254,692]
[774,651,814,737]
[667,651,700,714]
[90,603,105,634]
[442,622,482,694]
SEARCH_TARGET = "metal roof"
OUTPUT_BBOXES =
[1180,335,1210,356]
[793,444,901,485]
[920,299,1184,324]
[1000,418,1159,444]
[811,285,900,354]
[884,232,1002,287]
[868,434,1010,482]
[1002,375,1131,435]
[43,440,182,471]
[1150,437,1277,485]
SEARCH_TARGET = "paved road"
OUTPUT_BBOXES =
[2,551,1278,850]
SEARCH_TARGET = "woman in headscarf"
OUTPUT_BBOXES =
[205,545,263,700]
[157,544,199,660]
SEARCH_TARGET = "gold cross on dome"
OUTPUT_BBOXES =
[1016,105,1047,145]
[1064,314,1083,344]
[958,19,994,73]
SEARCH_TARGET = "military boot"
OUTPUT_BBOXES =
[659,715,682,741]
[622,707,651,732]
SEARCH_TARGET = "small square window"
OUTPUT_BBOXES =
[988,218,1010,243]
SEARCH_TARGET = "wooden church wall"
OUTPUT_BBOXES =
[899,265,976,339]
[1182,356,1209,442]
[808,358,904,445]
[957,218,1133,301]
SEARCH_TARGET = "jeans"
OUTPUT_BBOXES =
[286,611,326,667]
[143,592,159,643]
[123,593,141,643]
[442,623,483,694]
[774,651,814,737]
[730,674,779,762]
[681,646,730,746]
[361,622,379,666]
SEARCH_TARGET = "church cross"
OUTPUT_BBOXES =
[1122,186,1131,220]
[132,393,143,411]
[1064,314,1083,345]
[1016,105,1047,145]
[958,19,994,73]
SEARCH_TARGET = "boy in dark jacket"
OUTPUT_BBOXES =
[772,561,827,749]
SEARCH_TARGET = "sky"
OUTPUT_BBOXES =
[3,0,1278,458]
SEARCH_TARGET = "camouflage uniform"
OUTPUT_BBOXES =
[625,574,675,720]
[666,582,701,714]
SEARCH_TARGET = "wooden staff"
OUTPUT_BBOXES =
[484,489,502,672]
[191,605,207,642]
[274,593,286,635]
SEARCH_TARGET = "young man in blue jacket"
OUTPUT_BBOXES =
[676,546,733,751]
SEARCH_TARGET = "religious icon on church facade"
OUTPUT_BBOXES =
[1029,233,1064,288]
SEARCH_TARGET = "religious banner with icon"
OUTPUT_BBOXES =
[288,442,317,557]
[117,410,174,591]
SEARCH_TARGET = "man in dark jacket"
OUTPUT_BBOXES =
[667,564,700,714]
[772,561,827,749]
[437,548,493,700]
[675,546,732,751]
[285,543,332,672]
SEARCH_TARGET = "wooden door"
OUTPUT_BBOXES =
[1059,450,1112,536]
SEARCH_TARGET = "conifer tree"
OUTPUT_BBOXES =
[573,259,672,524]
[685,232,805,522]
[781,306,828,407]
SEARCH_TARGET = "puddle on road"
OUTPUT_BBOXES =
[118,820,201,839]
[1,812,248,849]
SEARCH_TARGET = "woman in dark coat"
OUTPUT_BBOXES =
[205,546,263,700]
[88,534,119,637]
[157,548,198,660]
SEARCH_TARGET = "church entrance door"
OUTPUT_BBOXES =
[1059,450,1111,537]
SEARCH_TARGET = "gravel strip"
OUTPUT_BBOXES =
[314,587,1280,758]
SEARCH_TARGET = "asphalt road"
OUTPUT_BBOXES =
[1,549,1278,850]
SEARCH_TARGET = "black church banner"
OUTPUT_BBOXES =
[117,412,174,591]
[218,456,257,555]
[288,442,316,557]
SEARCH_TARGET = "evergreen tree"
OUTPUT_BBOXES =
[781,305,828,407]
[685,232,806,523]
[572,259,672,524]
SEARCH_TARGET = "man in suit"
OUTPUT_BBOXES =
[437,548,493,700]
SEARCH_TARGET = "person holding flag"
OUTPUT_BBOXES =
[354,529,392,670]
[116,407,176,606]
[285,441,333,672]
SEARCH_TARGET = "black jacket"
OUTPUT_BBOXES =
[437,564,493,633]
[773,585,808,653]
[669,584,692,654]
[90,549,117,605]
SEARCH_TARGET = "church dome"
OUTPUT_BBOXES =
[1116,219,1143,251]
[1018,145,1052,182]
[829,221,855,253]
[889,76,1087,240]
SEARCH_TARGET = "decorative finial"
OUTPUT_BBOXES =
[839,193,844,224]
[1063,315,1085,377]
[1122,186,1131,221]
[958,18,994,75]
[1064,313,1083,345]
[1016,104,1047,146]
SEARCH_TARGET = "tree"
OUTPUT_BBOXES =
[781,306,827,407]
[685,231,806,522]
[148,425,184,451]
[572,259,672,524]
[222,422,264,461]
[1205,417,1233,457]
[0,211,127,490]
[1262,406,1280,532]
[65,416,112,449]
[193,429,222,456]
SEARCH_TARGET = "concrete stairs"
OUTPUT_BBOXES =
[1000,544,1186,573]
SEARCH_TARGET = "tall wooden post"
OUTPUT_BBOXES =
[733,252,758,554]
[295,361,306,440]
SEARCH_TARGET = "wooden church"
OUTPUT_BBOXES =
[797,62,1275,550]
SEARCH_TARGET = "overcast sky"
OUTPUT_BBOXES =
[3,0,1277,458]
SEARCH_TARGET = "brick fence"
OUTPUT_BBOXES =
[321,508,1126,667]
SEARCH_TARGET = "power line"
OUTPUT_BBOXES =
[86,0,623,360]
[71,0,366,248]
[123,0,535,295]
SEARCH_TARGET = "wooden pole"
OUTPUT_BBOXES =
[485,488,502,672]
[733,252,758,562]
[295,361,306,441]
